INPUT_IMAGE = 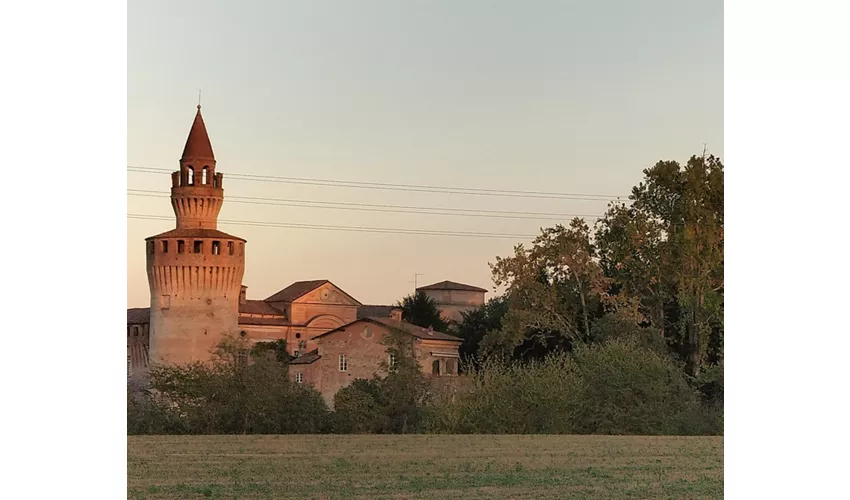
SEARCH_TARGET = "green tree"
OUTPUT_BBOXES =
[483,218,615,359]
[596,155,724,376]
[398,291,448,332]
[142,336,328,434]
[455,295,509,367]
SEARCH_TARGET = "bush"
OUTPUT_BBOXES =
[427,337,716,435]
[570,338,701,435]
[130,336,329,435]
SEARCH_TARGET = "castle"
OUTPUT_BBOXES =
[128,106,486,404]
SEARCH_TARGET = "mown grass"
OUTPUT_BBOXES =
[128,435,723,499]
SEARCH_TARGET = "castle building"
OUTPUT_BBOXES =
[129,106,476,404]
[143,105,246,368]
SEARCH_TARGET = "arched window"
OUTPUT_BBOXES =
[432,360,441,375]
[187,166,195,185]
[202,166,209,185]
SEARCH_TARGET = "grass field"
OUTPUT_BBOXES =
[128,435,723,499]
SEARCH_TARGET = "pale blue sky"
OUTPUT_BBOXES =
[128,0,723,307]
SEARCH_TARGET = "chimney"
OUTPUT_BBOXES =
[390,308,402,321]
[239,285,247,304]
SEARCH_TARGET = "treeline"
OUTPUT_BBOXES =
[128,335,722,435]
[129,154,723,435]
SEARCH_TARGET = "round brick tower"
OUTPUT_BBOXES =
[145,105,246,366]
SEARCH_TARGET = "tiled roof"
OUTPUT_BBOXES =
[239,300,285,317]
[290,349,321,365]
[181,106,215,161]
[416,280,488,293]
[265,280,362,306]
[127,307,150,324]
[238,316,290,327]
[265,280,329,303]
[357,305,396,319]
[314,317,462,343]
[145,227,245,242]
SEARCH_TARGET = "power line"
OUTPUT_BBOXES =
[128,214,539,240]
[127,189,603,221]
[127,166,630,202]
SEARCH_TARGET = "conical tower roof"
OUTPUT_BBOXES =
[181,105,215,161]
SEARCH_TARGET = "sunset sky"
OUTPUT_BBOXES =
[128,0,723,307]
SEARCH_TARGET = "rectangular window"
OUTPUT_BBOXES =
[295,373,303,384]
[237,349,248,366]
[388,353,396,369]
[193,240,203,253]
[162,241,168,253]
[292,350,300,358]
[228,242,234,255]
[177,240,185,254]
[212,241,220,255]
[339,354,348,372]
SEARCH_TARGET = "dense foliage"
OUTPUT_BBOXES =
[398,291,448,332]
[129,154,723,436]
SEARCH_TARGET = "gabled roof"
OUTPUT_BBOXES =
[127,307,150,324]
[239,300,286,317]
[265,280,362,305]
[238,316,290,327]
[181,105,215,161]
[145,227,245,242]
[313,317,462,343]
[417,280,487,293]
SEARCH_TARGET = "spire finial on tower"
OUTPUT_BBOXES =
[181,102,214,161]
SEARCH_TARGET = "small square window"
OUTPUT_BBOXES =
[177,240,185,254]
[339,354,348,372]
[193,240,203,253]
[162,241,168,253]
[212,241,221,255]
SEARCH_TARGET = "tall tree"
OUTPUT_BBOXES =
[596,155,724,377]
[483,218,614,359]
[398,291,448,332]
[455,295,509,367]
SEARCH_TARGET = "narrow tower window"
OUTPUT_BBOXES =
[212,241,220,255]
[202,166,209,184]
[193,240,203,253]
[162,241,168,253]
[187,167,194,186]
[228,242,234,255]
[177,240,185,254]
